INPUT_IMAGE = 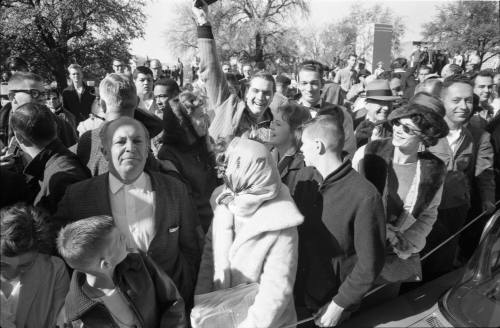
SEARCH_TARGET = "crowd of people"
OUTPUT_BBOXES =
[1,3,499,328]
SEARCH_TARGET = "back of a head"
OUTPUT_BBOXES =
[303,114,345,154]
[1,204,51,257]
[57,215,115,270]
[409,92,445,117]
[11,103,57,148]
[99,73,137,117]
[415,79,443,98]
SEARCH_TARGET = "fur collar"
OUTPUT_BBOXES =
[361,138,446,218]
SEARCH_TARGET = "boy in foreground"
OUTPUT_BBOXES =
[58,215,186,328]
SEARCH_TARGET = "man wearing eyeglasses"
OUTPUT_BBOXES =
[62,64,95,125]
[0,72,46,149]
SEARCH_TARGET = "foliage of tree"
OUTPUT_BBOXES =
[422,1,499,64]
[165,0,309,64]
[0,0,146,89]
[300,3,405,68]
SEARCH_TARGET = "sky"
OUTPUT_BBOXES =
[130,0,454,65]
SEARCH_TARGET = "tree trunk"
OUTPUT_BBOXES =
[255,32,264,63]
[52,62,68,92]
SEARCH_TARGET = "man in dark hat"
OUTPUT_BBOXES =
[353,79,400,148]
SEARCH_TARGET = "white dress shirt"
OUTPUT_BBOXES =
[109,172,156,251]
[447,128,462,154]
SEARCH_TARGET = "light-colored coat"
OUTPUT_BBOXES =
[195,185,303,328]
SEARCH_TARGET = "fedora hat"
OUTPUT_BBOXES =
[365,79,400,101]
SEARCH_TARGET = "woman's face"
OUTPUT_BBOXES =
[392,118,422,150]
[0,251,38,281]
[270,112,293,147]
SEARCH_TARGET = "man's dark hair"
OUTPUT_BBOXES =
[443,74,474,89]
[299,60,325,79]
[132,66,153,80]
[348,53,358,60]
[378,71,393,81]
[154,78,180,96]
[1,204,52,257]
[47,87,60,97]
[472,69,495,83]
[10,103,57,147]
[391,57,408,70]
[250,70,276,92]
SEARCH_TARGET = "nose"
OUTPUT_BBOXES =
[124,139,135,151]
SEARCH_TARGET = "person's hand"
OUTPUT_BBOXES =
[192,0,210,26]
[482,200,496,215]
[313,300,344,327]
[0,147,15,168]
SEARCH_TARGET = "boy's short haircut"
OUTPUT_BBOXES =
[57,215,116,268]
[302,113,345,153]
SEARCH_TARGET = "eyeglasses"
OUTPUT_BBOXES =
[8,89,45,100]
[392,119,421,136]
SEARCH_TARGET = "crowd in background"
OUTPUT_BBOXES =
[1,3,500,328]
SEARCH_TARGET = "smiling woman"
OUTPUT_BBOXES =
[352,102,449,300]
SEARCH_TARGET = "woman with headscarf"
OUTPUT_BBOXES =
[195,137,303,328]
[352,102,449,295]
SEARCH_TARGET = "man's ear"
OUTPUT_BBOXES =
[314,138,326,155]
[100,258,111,271]
[100,99,107,113]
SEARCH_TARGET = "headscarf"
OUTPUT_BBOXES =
[216,137,280,217]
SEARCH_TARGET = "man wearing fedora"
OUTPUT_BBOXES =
[353,79,401,148]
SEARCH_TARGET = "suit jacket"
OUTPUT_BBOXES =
[62,82,95,124]
[428,125,495,209]
[24,139,91,214]
[53,171,202,305]
[13,254,69,328]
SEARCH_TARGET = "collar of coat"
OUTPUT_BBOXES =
[360,138,446,219]
[23,139,70,180]
[65,253,144,322]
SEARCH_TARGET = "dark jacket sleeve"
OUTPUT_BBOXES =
[333,193,386,309]
[475,131,496,205]
[176,182,204,306]
[37,158,91,215]
[142,253,187,328]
